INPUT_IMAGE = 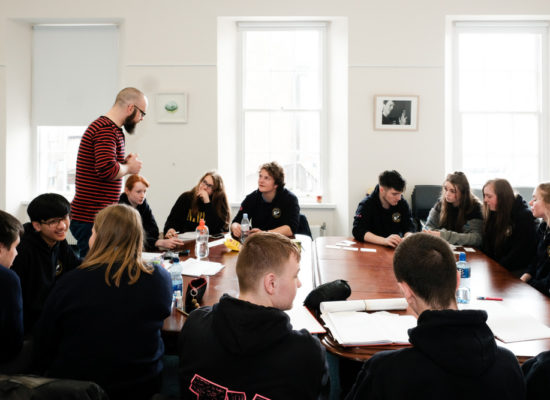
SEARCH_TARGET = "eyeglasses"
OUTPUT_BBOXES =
[40,215,69,228]
[133,104,146,118]
[201,179,214,190]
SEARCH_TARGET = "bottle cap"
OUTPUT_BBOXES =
[243,213,248,219]
[199,219,205,226]
[459,252,466,261]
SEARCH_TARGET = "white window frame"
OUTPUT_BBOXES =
[450,20,550,186]
[236,21,328,201]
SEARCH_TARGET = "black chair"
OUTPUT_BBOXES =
[411,185,441,231]
[296,214,312,238]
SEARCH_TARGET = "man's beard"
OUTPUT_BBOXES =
[123,109,137,134]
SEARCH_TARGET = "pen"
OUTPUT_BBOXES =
[477,296,503,301]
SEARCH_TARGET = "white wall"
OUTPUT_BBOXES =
[1,0,550,233]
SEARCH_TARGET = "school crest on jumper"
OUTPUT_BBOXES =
[272,208,281,219]
[392,212,401,223]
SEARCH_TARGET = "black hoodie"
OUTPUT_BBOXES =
[346,309,525,400]
[482,194,536,272]
[178,294,329,399]
[11,222,80,334]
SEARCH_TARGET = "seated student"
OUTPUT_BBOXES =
[424,171,483,246]
[164,171,230,237]
[230,161,300,239]
[178,232,329,399]
[522,350,550,400]
[481,178,536,273]
[346,233,525,400]
[33,204,172,400]
[12,193,80,334]
[521,183,550,296]
[0,210,25,372]
[352,170,415,247]
[119,174,183,250]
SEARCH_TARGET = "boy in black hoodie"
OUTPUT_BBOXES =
[178,232,329,399]
[12,193,80,334]
[346,233,525,400]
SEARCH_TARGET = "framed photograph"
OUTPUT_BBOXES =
[374,95,418,131]
[156,93,188,123]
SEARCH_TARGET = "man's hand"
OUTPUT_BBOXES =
[165,228,178,239]
[231,222,242,238]
[125,153,142,174]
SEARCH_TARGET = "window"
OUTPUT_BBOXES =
[37,126,85,196]
[32,24,118,199]
[239,22,326,200]
[451,21,548,187]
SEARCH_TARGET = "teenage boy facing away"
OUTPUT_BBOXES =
[346,233,525,400]
[179,232,329,400]
[12,193,80,334]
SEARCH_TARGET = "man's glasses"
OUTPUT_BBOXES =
[201,179,214,190]
[133,104,146,118]
[40,215,69,228]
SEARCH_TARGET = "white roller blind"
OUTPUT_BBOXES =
[32,25,118,126]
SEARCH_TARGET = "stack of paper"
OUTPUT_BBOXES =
[285,306,326,334]
[320,298,408,314]
[459,300,550,343]
[178,258,225,277]
[178,231,197,241]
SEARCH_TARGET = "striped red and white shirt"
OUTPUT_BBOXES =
[71,116,125,223]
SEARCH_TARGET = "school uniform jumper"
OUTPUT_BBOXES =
[164,192,228,235]
[0,266,24,364]
[345,309,525,400]
[525,221,550,297]
[11,222,80,334]
[425,200,483,246]
[33,263,172,400]
[232,188,300,233]
[352,184,415,241]
[178,294,329,400]
[119,193,160,251]
[482,194,537,272]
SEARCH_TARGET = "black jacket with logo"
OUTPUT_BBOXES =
[352,184,415,241]
[232,188,300,233]
[178,294,329,400]
[11,223,80,334]
[346,309,525,400]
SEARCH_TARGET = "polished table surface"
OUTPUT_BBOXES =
[162,234,315,336]
[314,236,550,363]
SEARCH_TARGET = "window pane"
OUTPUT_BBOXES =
[38,126,85,198]
[461,113,538,187]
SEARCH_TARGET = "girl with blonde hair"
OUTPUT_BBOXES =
[34,204,172,400]
[521,182,550,296]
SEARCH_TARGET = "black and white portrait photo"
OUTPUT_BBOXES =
[375,96,418,131]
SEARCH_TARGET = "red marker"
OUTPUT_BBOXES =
[477,296,503,301]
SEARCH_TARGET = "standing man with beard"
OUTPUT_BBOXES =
[70,87,147,257]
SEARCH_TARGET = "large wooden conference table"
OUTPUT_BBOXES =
[314,236,550,364]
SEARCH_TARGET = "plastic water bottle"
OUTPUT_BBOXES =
[170,258,183,302]
[456,252,471,304]
[195,219,209,259]
[241,213,250,243]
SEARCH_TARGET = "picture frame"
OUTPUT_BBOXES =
[374,95,418,131]
[156,93,188,123]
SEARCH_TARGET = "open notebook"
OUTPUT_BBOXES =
[321,298,416,346]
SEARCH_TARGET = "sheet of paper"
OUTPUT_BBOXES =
[179,258,225,277]
[459,300,550,343]
[463,247,476,252]
[178,231,197,241]
[326,245,343,249]
[286,306,326,334]
[360,248,376,253]
[208,238,226,248]
[142,252,162,263]
[336,240,356,246]
[320,298,407,314]
[343,247,358,251]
